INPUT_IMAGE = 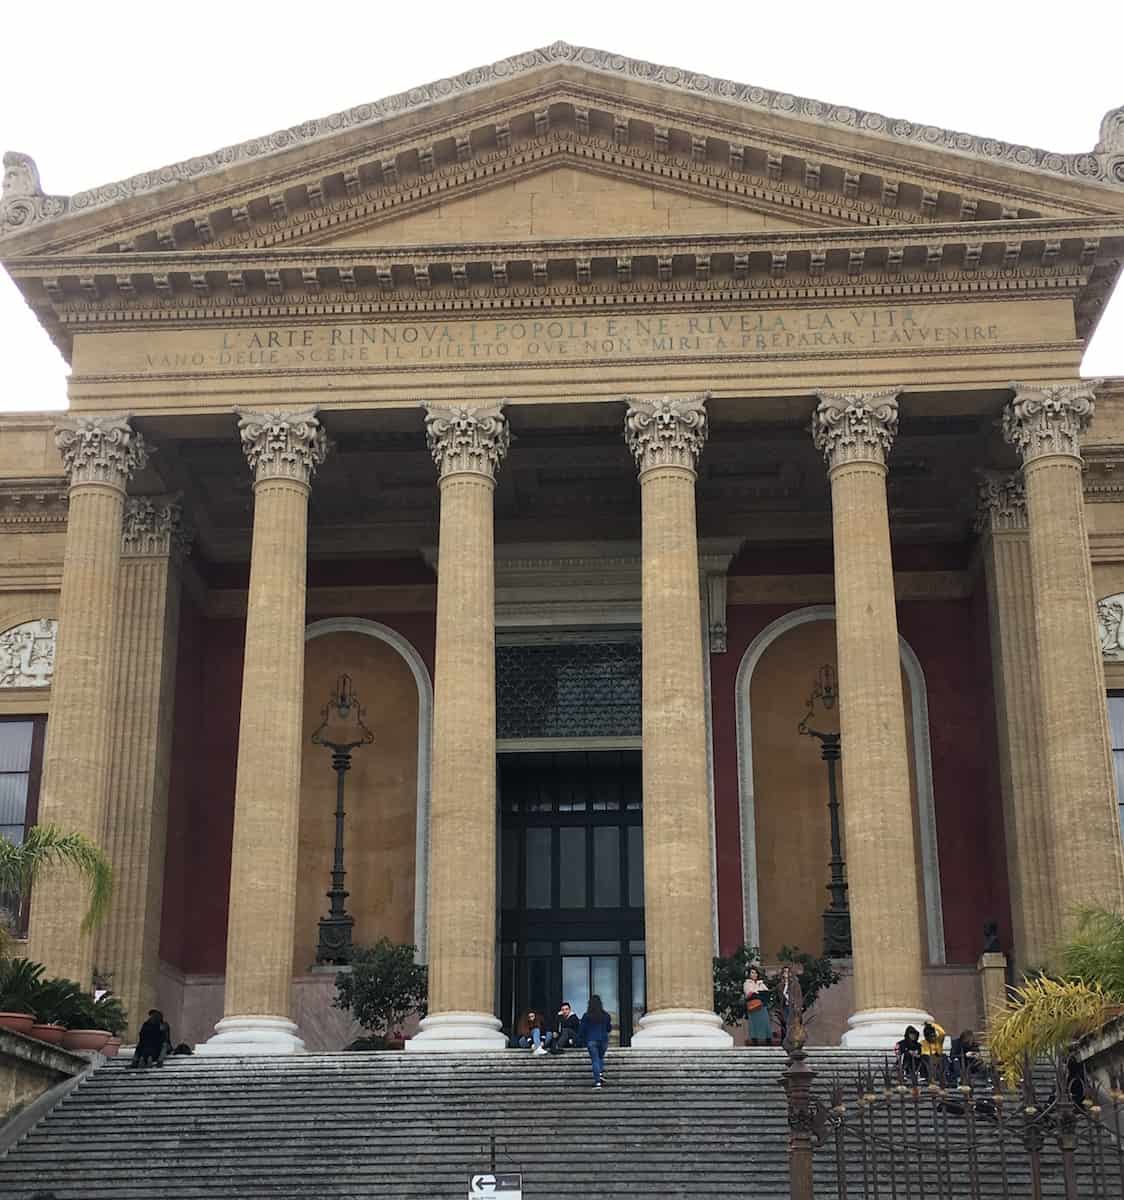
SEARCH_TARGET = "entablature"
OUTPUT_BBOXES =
[10,218,1120,361]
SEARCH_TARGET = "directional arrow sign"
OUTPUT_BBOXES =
[469,1172,522,1198]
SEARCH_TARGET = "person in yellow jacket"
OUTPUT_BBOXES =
[920,1021,947,1083]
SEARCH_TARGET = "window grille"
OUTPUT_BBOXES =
[496,641,641,739]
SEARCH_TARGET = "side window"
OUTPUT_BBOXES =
[0,718,45,935]
[1108,695,1124,843]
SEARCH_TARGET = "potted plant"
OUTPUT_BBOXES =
[61,990,112,1052]
[92,994,129,1055]
[0,957,44,1035]
[333,939,427,1049]
[29,976,84,1045]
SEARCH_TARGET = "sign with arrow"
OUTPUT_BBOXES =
[469,1172,523,1199]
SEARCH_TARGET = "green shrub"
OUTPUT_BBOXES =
[30,978,84,1026]
[93,994,129,1036]
[333,939,427,1038]
[713,943,841,1026]
[1059,907,1124,998]
[0,958,44,1015]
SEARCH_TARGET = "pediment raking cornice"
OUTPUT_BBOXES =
[2,42,1122,252]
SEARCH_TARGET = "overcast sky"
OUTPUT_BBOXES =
[2,1,1121,412]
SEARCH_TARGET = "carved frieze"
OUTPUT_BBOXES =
[122,496,191,558]
[54,415,148,490]
[1002,381,1099,464]
[623,394,709,475]
[0,618,57,688]
[423,403,510,481]
[0,152,67,239]
[974,471,1027,533]
[812,390,900,469]
[236,407,328,485]
[1098,593,1124,661]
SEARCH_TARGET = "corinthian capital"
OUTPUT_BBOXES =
[236,407,328,485]
[423,403,510,481]
[623,394,709,476]
[122,496,192,558]
[55,414,148,490]
[974,471,1027,534]
[812,390,900,470]
[1002,380,1098,464]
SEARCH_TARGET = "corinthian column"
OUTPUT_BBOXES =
[198,409,326,1056]
[28,416,147,985]
[812,390,932,1047]
[975,474,1059,969]
[1002,382,1124,924]
[407,404,510,1052]
[625,395,731,1048]
[97,497,190,1035]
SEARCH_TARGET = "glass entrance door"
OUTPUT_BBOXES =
[499,750,644,1044]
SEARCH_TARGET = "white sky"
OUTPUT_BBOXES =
[1,1,1122,412]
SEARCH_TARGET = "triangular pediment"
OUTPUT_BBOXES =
[317,162,811,248]
[3,43,1122,258]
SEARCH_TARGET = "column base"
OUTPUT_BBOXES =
[630,1008,734,1048]
[405,1011,508,1052]
[195,1016,306,1056]
[840,1007,934,1049]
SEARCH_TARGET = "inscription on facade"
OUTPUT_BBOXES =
[109,303,1024,376]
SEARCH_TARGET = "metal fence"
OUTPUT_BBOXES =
[782,1040,1124,1199]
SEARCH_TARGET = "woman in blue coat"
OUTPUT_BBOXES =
[579,995,612,1089]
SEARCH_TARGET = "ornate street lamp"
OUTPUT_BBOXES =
[311,673,373,964]
[798,664,851,958]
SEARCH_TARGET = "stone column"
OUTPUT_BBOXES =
[1002,381,1124,925]
[198,409,326,1056]
[96,497,189,1033]
[408,404,510,1052]
[27,415,148,986]
[975,474,1060,970]
[625,395,731,1048]
[812,390,932,1047]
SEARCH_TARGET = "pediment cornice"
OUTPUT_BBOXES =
[11,216,1121,361]
[2,43,1122,256]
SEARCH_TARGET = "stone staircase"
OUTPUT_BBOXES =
[0,1048,1113,1199]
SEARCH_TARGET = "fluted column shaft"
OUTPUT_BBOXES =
[97,498,188,1033]
[625,395,731,1048]
[1004,383,1124,924]
[813,391,931,1047]
[408,404,509,1052]
[28,416,147,985]
[199,409,326,1056]
[976,475,1059,968]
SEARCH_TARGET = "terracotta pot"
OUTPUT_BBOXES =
[29,1023,66,1046]
[62,1028,112,1052]
[102,1036,123,1057]
[0,1012,35,1036]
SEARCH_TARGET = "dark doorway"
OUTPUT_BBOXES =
[498,750,644,1045]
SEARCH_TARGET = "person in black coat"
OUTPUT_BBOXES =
[130,1009,172,1068]
[549,1001,581,1054]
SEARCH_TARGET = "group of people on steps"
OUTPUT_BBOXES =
[514,997,612,1087]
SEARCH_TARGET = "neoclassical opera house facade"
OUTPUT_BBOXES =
[2,44,1124,1053]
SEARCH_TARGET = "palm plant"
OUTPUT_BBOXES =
[0,826,112,934]
[989,975,1111,1086]
[31,977,84,1026]
[1059,906,1124,997]
[0,957,45,1015]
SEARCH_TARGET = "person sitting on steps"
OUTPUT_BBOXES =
[548,1001,581,1054]
[515,1008,551,1055]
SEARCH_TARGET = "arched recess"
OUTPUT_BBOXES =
[304,617,433,961]
[735,604,945,965]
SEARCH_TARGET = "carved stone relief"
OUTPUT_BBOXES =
[974,471,1027,534]
[423,403,510,481]
[236,407,328,485]
[1002,380,1099,464]
[623,394,709,475]
[54,414,149,490]
[0,619,57,688]
[1098,594,1124,661]
[812,389,900,469]
[122,496,191,558]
